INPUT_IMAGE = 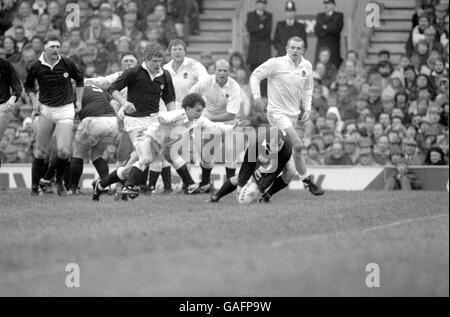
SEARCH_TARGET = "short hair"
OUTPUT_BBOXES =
[43,35,61,45]
[287,36,305,48]
[181,93,205,109]
[403,65,416,73]
[346,50,359,58]
[143,42,164,60]
[168,39,187,52]
[378,50,390,58]
[121,52,137,61]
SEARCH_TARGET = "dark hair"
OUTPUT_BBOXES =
[378,50,390,58]
[31,35,43,42]
[168,39,187,52]
[229,51,246,67]
[425,147,447,165]
[43,35,61,45]
[143,42,164,60]
[404,65,416,73]
[121,51,137,61]
[346,50,359,59]
[182,93,205,109]
[395,91,408,103]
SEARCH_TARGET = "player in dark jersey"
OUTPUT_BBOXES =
[208,127,294,203]
[24,35,84,196]
[38,85,119,195]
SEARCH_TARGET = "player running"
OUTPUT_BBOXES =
[250,36,324,196]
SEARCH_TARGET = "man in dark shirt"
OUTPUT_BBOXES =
[24,36,84,196]
[0,57,22,157]
[208,127,293,203]
[108,42,176,192]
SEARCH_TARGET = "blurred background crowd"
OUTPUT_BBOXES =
[0,0,448,171]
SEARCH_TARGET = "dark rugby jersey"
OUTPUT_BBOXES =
[77,85,116,121]
[237,128,293,192]
[0,57,22,104]
[24,54,84,107]
[108,64,176,118]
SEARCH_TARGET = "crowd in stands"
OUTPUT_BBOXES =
[0,0,448,169]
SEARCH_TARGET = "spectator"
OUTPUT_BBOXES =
[369,50,394,74]
[272,1,307,57]
[316,47,337,87]
[356,146,378,166]
[343,135,360,164]
[440,14,449,47]
[314,0,344,68]
[13,44,37,83]
[304,143,323,165]
[246,0,272,72]
[406,14,430,57]
[100,2,123,31]
[402,137,425,165]
[424,146,447,165]
[2,36,21,63]
[153,3,178,44]
[367,85,383,118]
[312,85,328,117]
[0,0,18,36]
[83,14,108,44]
[373,123,384,141]
[16,1,38,39]
[13,25,28,52]
[122,12,143,50]
[423,26,444,55]
[373,135,390,165]
[67,28,87,57]
[324,141,352,165]
[228,52,248,80]
[47,0,66,34]
[433,3,448,37]
[385,152,420,190]
[30,35,44,56]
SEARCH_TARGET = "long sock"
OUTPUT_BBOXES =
[266,176,289,196]
[215,178,237,201]
[140,166,149,186]
[176,164,195,186]
[100,169,121,188]
[55,158,68,183]
[148,170,160,188]
[31,158,46,188]
[200,166,212,186]
[63,160,71,188]
[69,157,83,189]
[161,166,172,190]
[93,157,109,179]
[126,166,143,187]
[43,155,59,181]
[225,167,236,179]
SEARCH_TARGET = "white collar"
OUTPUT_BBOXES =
[142,61,163,80]
[39,52,61,70]
[284,54,304,68]
[167,57,190,72]
[214,76,230,89]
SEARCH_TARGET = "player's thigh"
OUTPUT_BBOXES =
[117,132,133,162]
[72,140,90,160]
[281,156,296,183]
[135,137,159,163]
[34,115,56,157]
[54,122,73,155]
[0,103,10,140]
[91,140,109,161]
[283,125,303,150]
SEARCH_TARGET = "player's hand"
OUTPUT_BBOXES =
[301,110,311,122]
[233,119,251,129]
[32,101,41,113]
[122,101,136,114]
[254,98,265,111]
[75,101,82,113]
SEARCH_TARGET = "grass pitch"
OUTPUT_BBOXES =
[0,189,448,296]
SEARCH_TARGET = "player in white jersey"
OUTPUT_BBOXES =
[190,60,243,193]
[92,93,242,201]
[250,36,324,197]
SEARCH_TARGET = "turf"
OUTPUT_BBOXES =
[0,189,448,296]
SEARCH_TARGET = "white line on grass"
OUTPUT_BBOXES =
[270,213,449,248]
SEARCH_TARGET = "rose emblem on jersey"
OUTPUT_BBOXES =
[160,84,165,90]
[63,72,69,78]
[302,70,306,77]
[183,73,188,79]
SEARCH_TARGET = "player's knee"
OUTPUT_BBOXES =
[282,165,297,183]
[34,148,48,159]
[58,148,71,159]
[293,143,303,154]
[140,157,153,167]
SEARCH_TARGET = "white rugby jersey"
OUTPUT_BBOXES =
[144,109,234,147]
[164,57,209,107]
[250,55,313,117]
[190,75,242,119]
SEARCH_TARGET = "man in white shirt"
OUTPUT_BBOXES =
[191,60,243,192]
[250,36,325,199]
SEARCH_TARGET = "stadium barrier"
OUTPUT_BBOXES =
[0,164,448,191]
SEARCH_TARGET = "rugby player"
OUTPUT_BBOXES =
[24,35,84,196]
[208,127,293,203]
[250,36,324,196]
[92,93,244,201]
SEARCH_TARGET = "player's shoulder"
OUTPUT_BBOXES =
[301,58,313,70]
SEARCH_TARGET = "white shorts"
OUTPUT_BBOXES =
[123,114,158,134]
[267,112,298,130]
[74,116,119,147]
[40,103,75,125]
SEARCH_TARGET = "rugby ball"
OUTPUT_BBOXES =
[238,181,262,204]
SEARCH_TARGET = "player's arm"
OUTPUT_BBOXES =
[158,109,186,124]
[6,61,22,108]
[300,64,313,122]
[85,72,119,90]
[250,58,277,104]
[24,65,40,112]
[205,112,235,122]
[161,71,176,111]
[108,69,135,113]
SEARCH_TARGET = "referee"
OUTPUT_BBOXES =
[24,36,84,196]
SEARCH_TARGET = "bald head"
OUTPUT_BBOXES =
[215,59,230,86]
